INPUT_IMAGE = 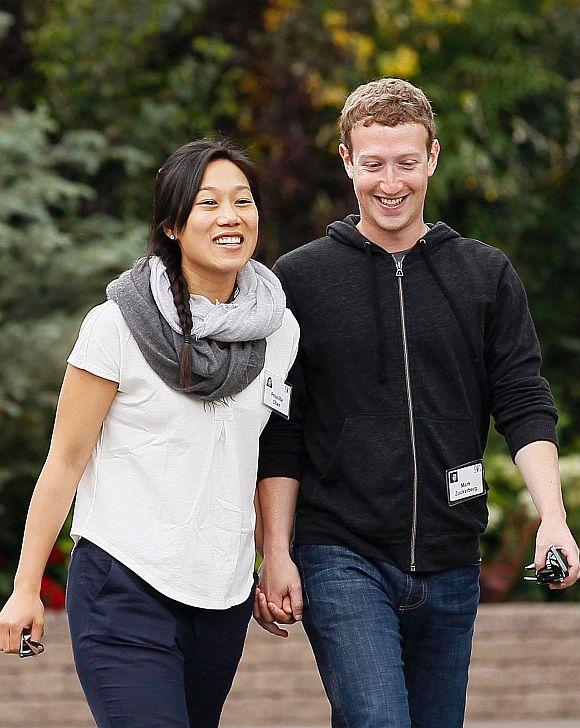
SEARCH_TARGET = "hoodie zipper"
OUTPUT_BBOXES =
[393,255,418,571]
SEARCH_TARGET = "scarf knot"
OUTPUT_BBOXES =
[106,256,286,401]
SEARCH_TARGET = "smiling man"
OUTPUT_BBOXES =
[255,78,579,728]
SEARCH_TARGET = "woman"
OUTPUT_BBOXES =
[0,139,299,726]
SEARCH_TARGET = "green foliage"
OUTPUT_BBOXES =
[1,0,578,602]
[482,449,580,602]
[0,105,145,582]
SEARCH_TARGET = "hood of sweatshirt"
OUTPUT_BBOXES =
[327,214,461,252]
[324,214,477,384]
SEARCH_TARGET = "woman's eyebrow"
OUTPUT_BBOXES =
[197,184,251,193]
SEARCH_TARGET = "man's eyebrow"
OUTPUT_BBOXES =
[197,184,251,193]
[358,152,421,160]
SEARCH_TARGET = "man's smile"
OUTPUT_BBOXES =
[375,194,408,210]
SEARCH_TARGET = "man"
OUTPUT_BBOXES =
[254,78,579,728]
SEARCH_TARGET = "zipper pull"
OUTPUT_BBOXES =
[394,258,404,277]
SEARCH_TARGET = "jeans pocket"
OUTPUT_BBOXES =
[65,546,80,614]
[293,546,310,609]
[79,541,115,607]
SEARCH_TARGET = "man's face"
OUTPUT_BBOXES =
[339,122,439,243]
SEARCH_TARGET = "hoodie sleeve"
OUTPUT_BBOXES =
[257,262,307,481]
[485,259,558,459]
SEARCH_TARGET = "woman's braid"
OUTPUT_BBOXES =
[162,243,193,388]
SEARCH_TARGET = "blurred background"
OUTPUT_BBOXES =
[0,0,579,609]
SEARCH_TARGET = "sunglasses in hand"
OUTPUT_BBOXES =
[18,630,44,658]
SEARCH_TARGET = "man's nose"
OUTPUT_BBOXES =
[379,165,403,194]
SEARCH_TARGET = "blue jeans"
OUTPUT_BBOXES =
[66,539,254,727]
[294,544,480,728]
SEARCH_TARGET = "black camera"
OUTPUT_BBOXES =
[524,545,569,584]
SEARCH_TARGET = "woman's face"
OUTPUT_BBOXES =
[176,158,259,278]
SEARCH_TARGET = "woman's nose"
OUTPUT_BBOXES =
[217,204,241,225]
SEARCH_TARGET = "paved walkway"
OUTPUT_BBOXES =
[464,724,580,728]
[245,724,580,728]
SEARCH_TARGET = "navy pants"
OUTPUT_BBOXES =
[295,544,480,728]
[66,539,253,727]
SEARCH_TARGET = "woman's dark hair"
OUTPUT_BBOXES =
[144,138,262,388]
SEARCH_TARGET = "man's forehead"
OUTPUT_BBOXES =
[349,122,429,157]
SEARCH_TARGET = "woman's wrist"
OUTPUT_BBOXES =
[13,573,42,595]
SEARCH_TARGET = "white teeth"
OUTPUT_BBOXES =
[214,236,242,245]
[379,196,404,206]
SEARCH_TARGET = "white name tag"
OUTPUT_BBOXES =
[262,370,292,419]
[446,460,486,506]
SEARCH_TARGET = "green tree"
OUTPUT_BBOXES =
[1,0,578,601]
[0,105,147,595]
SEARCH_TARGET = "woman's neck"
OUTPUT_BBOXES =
[181,263,237,304]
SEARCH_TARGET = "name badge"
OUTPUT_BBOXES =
[446,460,486,506]
[262,370,292,419]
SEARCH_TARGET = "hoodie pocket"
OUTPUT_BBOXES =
[321,414,411,534]
[416,417,488,533]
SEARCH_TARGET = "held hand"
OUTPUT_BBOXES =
[0,590,45,654]
[252,587,294,638]
[535,520,580,590]
[258,553,303,621]
[252,554,303,637]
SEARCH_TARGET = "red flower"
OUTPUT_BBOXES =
[47,546,66,565]
[40,575,66,609]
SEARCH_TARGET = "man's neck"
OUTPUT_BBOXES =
[356,219,429,254]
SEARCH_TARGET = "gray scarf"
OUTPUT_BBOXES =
[106,256,286,401]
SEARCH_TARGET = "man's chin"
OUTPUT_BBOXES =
[369,215,410,235]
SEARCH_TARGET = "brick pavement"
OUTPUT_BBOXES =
[0,604,578,726]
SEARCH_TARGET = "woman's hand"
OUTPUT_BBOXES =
[1,365,118,656]
[253,586,295,638]
[0,589,45,654]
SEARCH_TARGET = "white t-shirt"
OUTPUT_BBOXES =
[67,300,299,609]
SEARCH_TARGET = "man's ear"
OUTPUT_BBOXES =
[427,139,440,177]
[338,143,354,179]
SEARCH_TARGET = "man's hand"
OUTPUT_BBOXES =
[260,552,303,620]
[252,553,303,637]
[535,520,580,589]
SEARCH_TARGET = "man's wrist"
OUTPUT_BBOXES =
[539,508,567,525]
[263,539,293,560]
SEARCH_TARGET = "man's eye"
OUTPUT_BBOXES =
[364,163,381,170]
[400,162,417,169]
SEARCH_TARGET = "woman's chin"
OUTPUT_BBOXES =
[215,248,254,271]
[210,257,249,276]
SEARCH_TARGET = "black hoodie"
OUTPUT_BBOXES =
[258,216,558,571]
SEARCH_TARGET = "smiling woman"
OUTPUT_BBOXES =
[167,157,260,293]
[0,138,300,727]
[142,140,266,391]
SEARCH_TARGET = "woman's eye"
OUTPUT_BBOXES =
[236,199,253,205]
[198,199,218,205]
